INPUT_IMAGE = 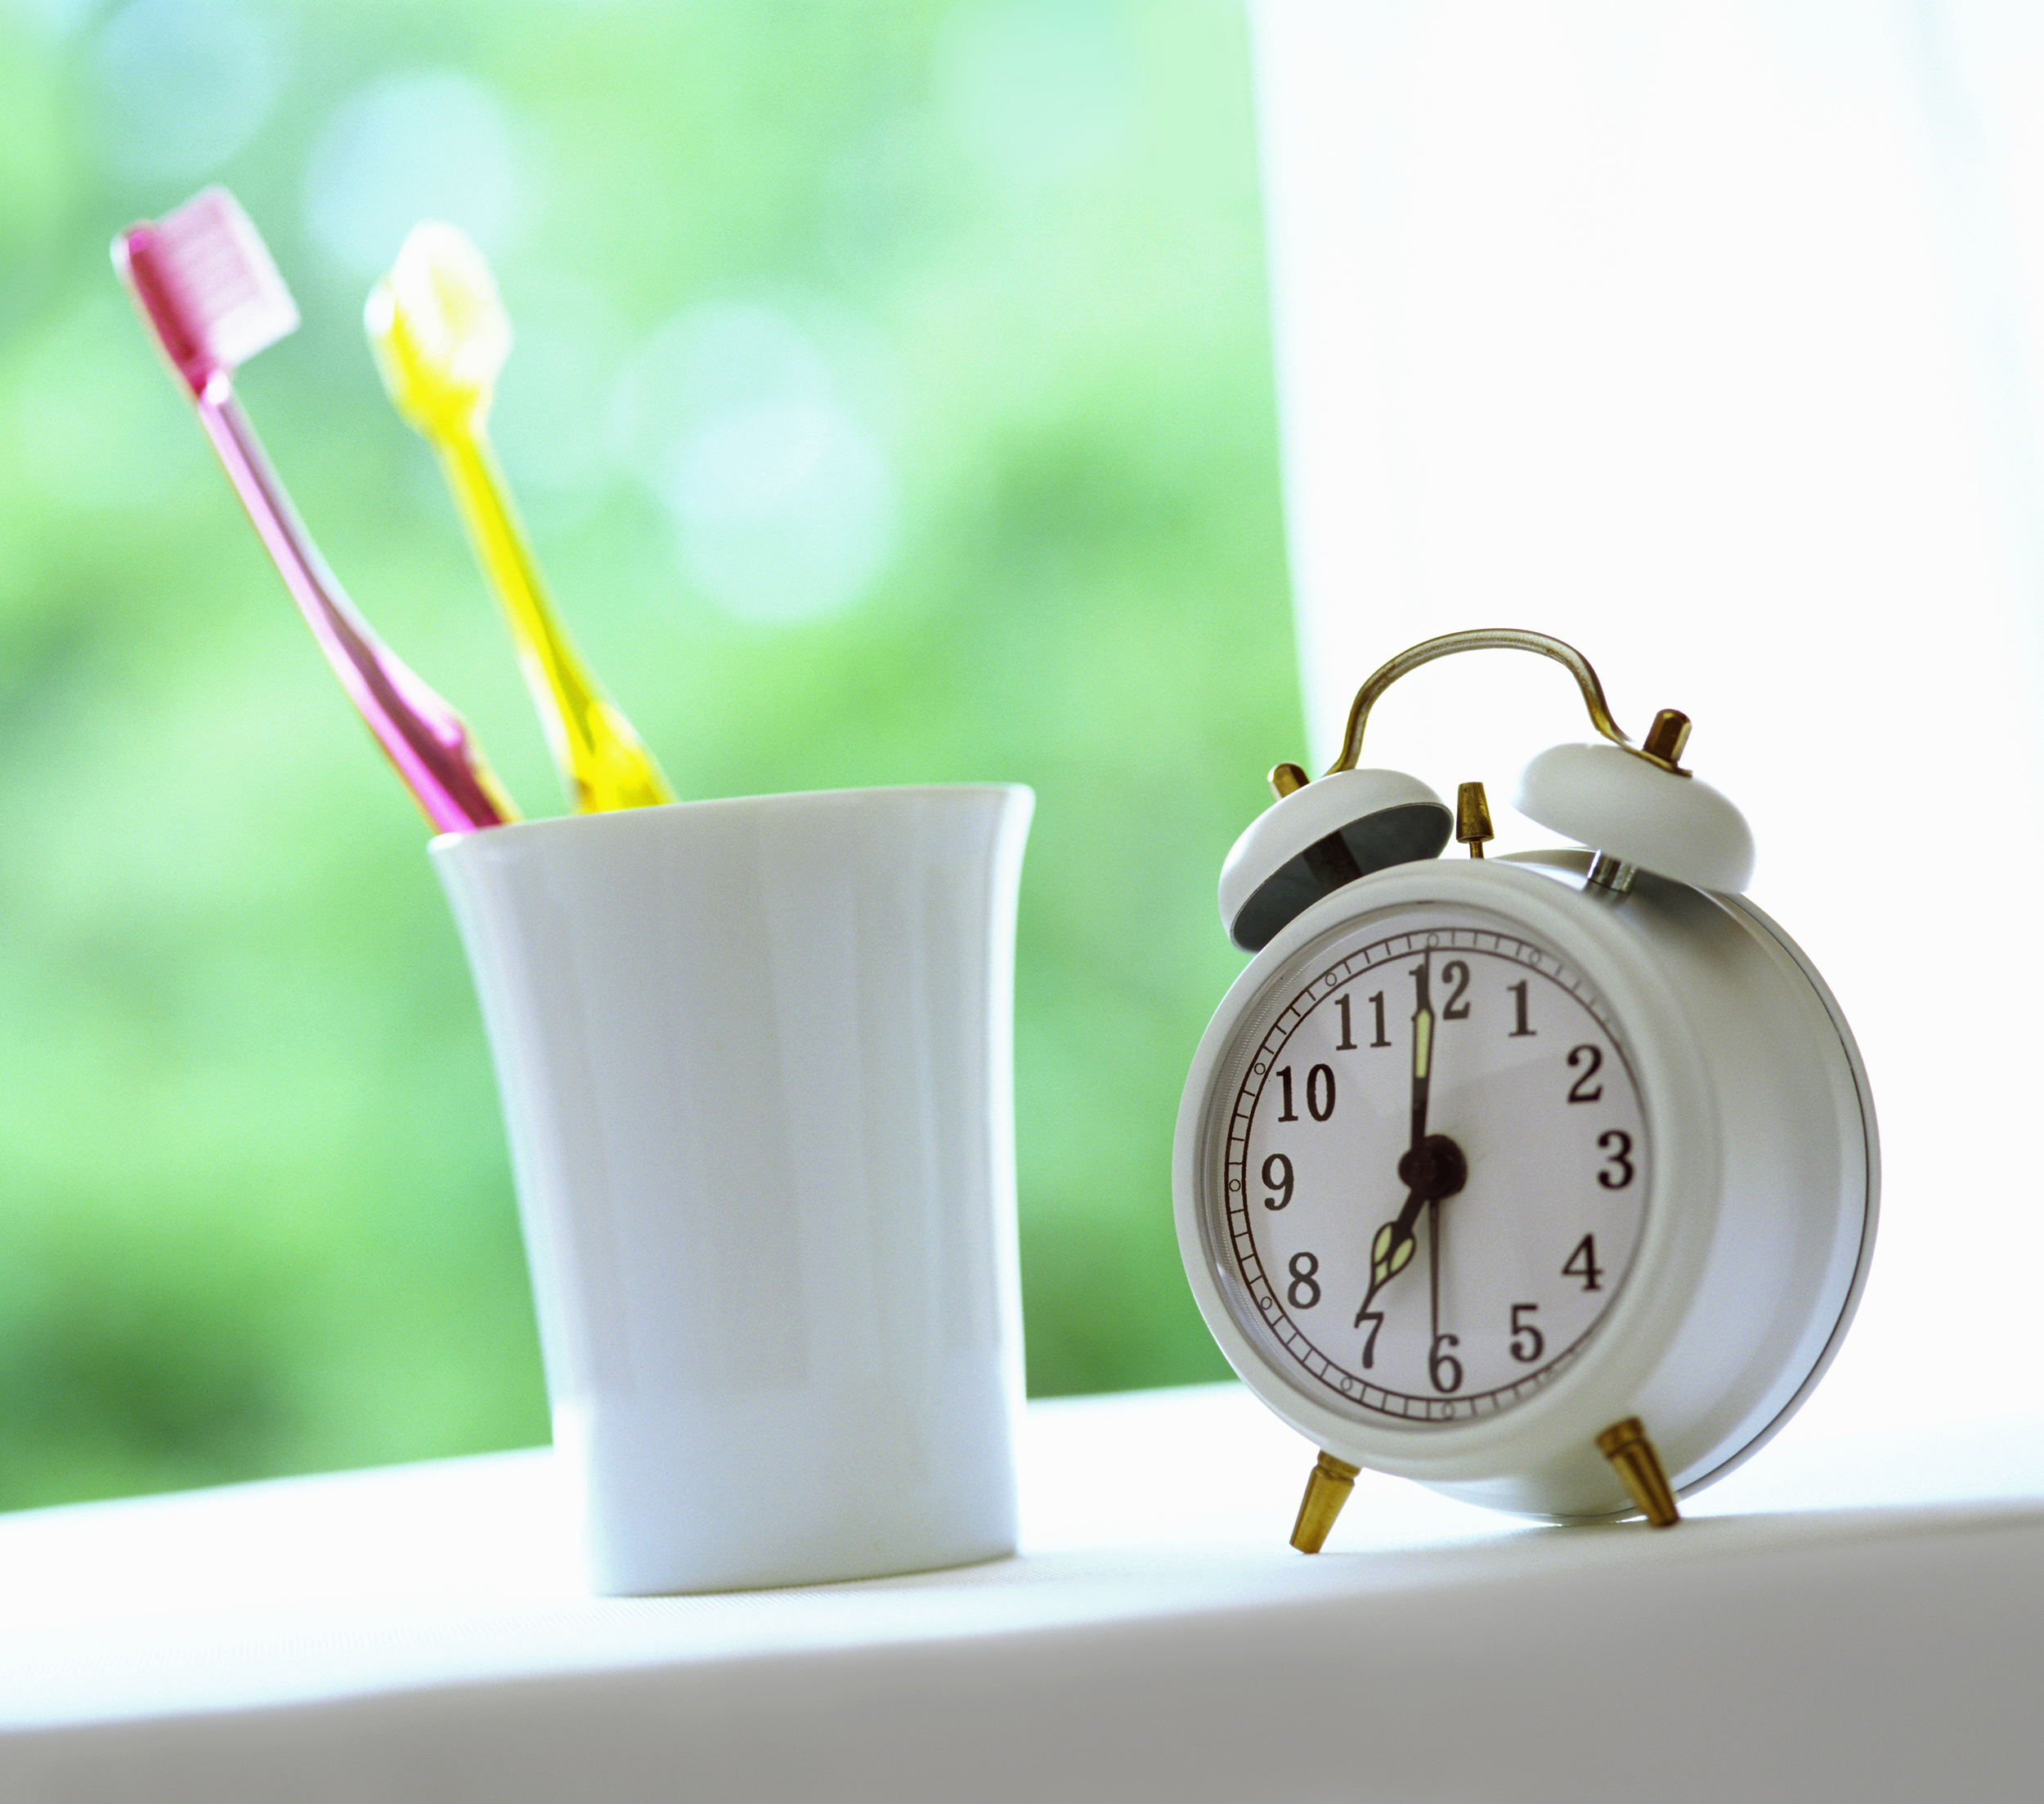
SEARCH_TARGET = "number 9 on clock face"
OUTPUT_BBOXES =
[1219,902,1647,1425]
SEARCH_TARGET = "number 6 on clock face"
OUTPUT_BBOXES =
[1222,903,1648,1423]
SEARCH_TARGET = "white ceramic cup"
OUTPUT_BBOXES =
[432,784,1033,1595]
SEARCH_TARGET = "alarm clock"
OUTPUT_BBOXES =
[1172,629,1876,1546]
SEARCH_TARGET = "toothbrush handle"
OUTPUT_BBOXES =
[434,425,674,813]
[197,391,518,834]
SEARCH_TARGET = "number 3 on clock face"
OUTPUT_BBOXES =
[1221,902,1648,1425]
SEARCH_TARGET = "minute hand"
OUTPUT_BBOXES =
[1409,998,1432,1153]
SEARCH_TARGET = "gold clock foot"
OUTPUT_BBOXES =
[1596,1416,1679,1527]
[1290,1451,1361,1552]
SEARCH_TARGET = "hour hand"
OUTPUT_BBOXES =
[1354,1135,1468,1324]
[1355,1185,1428,1322]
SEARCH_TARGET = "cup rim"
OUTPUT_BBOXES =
[428,782,1034,858]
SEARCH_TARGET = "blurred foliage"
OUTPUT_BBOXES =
[0,0,1298,1508]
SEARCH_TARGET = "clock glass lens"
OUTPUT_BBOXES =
[1212,904,1647,1424]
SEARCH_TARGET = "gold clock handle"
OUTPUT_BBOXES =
[1325,627,1633,776]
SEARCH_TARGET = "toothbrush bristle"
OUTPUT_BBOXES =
[381,221,513,399]
[114,186,298,394]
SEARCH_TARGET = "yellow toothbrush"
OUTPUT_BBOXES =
[365,223,674,813]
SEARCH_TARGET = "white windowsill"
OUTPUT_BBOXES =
[2,1382,2040,1801]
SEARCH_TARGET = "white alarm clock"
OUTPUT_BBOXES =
[1172,629,1876,1545]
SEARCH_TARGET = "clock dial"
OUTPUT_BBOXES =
[1213,904,1647,1425]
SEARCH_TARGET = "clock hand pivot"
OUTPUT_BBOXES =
[1356,1134,1467,1322]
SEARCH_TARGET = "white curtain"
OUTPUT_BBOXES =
[1252,0,2044,1433]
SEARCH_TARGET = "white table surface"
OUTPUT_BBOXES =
[3,1381,2042,1802]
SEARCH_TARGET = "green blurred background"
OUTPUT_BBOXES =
[0,0,1301,1509]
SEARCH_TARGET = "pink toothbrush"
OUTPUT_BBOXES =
[113,186,518,835]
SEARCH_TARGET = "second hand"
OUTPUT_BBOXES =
[1429,1191,1441,1349]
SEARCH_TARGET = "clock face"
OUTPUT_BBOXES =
[1209,901,1648,1425]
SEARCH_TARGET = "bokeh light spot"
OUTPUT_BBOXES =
[487,273,625,517]
[935,0,1133,190]
[303,71,525,278]
[668,396,895,626]
[611,304,898,624]
[91,0,287,185]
